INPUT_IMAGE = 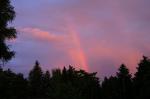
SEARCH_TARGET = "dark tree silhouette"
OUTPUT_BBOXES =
[101,64,133,99]
[101,76,118,99]
[134,56,150,99]
[116,64,133,99]
[0,56,150,99]
[28,61,44,98]
[49,66,101,99]
[0,68,28,99]
[43,70,51,98]
[0,0,17,63]
[50,67,81,99]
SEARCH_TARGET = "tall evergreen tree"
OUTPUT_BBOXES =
[101,64,132,99]
[116,64,132,99]
[0,68,28,99]
[43,70,51,98]
[101,76,118,99]
[134,56,150,99]
[28,61,44,98]
[0,0,17,63]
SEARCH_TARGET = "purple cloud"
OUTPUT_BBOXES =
[7,0,150,77]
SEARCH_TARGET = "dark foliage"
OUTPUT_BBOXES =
[133,56,150,99]
[0,0,17,63]
[0,56,150,99]
[0,68,28,99]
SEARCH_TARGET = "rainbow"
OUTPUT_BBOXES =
[66,20,89,71]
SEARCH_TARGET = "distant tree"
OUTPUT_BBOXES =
[0,0,17,63]
[28,61,44,98]
[50,68,69,99]
[62,67,67,82]
[43,70,51,98]
[134,56,150,99]
[116,64,133,99]
[101,64,132,99]
[49,66,101,99]
[8,73,28,99]
[101,76,118,99]
[2,69,16,99]
[75,70,101,99]
[52,68,62,78]
[0,68,7,98]
[13,73,28,99]
[0,68,28,99]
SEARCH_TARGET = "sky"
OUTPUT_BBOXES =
[6,0,150,77]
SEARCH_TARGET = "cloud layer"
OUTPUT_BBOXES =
[8,0,150,77]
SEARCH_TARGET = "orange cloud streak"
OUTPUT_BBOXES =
[20,27,64,42]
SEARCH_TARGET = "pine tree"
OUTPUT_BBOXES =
[0,0,17,63]
[43,70,51,98]
[134,56,150,99]
[116,64,132,99]
[101,76,118,99]
[28,61,44,98]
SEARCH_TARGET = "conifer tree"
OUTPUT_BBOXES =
[28,61,44,98]
[134,56,150,99]
[0,0,17,63]
[116,64,132,99]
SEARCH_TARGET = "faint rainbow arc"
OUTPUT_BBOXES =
[66,21,89,71]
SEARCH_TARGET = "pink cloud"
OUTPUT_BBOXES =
[10,0,150,77]
[17,26,89,71]
[19,27,65,42]
[84,40,143,73]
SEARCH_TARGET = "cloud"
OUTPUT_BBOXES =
[19,27,65,42]
[8,0,150,77]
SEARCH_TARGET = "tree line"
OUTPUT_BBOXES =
[0,56,150,99]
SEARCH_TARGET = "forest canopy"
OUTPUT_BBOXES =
[0,56,150,99]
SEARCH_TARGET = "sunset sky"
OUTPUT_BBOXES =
[7,0,150,77]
